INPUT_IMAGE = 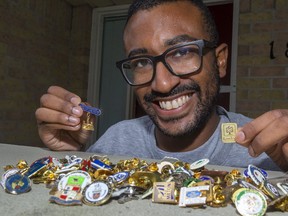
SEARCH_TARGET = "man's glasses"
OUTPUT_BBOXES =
[116,39,217,86]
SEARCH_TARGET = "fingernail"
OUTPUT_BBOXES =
[248,146,256,157]
[236,131,245,142]
[68,116,78,123]
[72,107,81,115]
[70,96,80,105]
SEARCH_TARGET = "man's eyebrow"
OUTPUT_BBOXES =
[127,35,197,57]
[128,48,147,57]
[164,34,197,46]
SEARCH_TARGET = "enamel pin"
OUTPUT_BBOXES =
[5,173,31,195]
[221,123,237,143]
[82,181,112,206]
[152,181,176,204]
[79,103,101,131]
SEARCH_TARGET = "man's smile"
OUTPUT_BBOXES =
[159,94,192,110]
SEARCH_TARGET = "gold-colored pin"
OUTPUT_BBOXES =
[152,182,177,204]
[221,123,237,143]
[82,113,94,131]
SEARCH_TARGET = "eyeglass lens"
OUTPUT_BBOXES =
[122,43,202,86]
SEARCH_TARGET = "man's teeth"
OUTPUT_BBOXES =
[159,95,190,110]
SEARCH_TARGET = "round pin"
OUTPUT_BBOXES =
[82,181,112,206]
[190,158,209,170]
[5,173,31,195]
[1,168,19,189]
[243,167,267,179]
[234,189,267,216]
[232,188,247,203]
[261,180,280,200]
[247,164,267,185]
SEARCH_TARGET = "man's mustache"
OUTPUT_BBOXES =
[144,82,200,103]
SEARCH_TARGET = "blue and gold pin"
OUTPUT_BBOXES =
[79,103,101,131]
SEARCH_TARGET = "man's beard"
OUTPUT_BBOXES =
[142,64,220,137]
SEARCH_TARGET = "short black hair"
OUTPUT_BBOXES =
[126,0,219,45]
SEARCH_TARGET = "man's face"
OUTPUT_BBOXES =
[123,1,223,137]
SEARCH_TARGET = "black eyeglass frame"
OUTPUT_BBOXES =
[116,39,217,86]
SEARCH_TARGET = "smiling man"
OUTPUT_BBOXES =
[35,0,288,171]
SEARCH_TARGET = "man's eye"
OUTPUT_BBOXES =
[131,59,150,69]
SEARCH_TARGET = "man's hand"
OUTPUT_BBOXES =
[235,109,288,171]
[35,86,92,151]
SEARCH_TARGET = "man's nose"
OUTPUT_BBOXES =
[150,63,180,93]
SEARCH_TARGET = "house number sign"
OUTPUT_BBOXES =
[269,41,288,59]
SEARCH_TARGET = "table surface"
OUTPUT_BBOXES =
[0,143,286,216]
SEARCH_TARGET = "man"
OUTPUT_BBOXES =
[35,0,288,171]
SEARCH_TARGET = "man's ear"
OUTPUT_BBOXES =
[215,43,228,78]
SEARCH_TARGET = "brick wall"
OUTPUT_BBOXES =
[237,0,288,117]
[0,0,92,147]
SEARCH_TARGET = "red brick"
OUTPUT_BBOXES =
[240,0,251,13]
[0,0,92,147]
[250,67,286,76]
[236,100,270,111]
[273,78,288,88]
[251,0,275,11]
[237,67,250,77]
